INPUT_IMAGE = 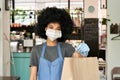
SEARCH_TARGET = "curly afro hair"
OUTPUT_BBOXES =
[35,7,73,42]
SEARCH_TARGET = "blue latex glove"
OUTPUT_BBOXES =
[76,43,90,57]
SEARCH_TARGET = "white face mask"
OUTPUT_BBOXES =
[46,29,62,41]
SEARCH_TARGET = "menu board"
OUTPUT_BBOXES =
[84,18,99,57]
[84,19,98,40]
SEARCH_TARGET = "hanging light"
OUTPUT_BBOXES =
[100,0,107,9]
[5,0,11,10]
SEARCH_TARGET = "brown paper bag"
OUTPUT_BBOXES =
[61,57,99,80]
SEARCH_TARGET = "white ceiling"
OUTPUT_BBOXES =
[14,0,83,10]
[15,0,83,3]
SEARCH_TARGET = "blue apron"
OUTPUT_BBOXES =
[38,43,63,80]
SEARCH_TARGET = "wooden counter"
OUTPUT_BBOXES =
[0,76,20,80]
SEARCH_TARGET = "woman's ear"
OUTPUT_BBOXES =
[45,27,47,31]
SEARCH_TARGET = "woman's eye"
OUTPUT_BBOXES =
[56,26,61,30]
[57,28,61,30]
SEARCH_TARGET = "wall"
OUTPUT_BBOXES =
[106,0,120,80]
[0,0,3,76]
[0,0,10,76]
[84,0,99,18]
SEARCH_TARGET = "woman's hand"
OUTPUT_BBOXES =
[76,42,90,57]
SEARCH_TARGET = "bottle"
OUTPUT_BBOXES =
[18,43,23,52]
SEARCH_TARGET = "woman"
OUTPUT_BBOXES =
[30,7,89,80]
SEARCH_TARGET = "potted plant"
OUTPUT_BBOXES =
[102,18,110,25]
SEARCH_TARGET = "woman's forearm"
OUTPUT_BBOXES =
[30,75,37,80]
[30,66,37,80]
[72,51,83,58]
